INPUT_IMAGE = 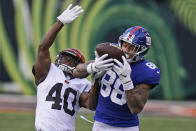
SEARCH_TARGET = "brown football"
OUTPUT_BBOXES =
[96,42,125,63]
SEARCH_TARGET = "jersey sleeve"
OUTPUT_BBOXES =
[142,67,161,85]
[131,60,161,86]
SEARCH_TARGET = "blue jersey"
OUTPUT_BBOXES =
[94,59,161,127]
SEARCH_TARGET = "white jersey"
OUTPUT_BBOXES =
[35,63,91,131]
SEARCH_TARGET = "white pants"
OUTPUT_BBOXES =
[92,121,139,131]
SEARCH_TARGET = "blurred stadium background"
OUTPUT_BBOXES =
[0,0,196,130]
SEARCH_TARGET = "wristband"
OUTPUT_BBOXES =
[57,16,64,24]
[87,63,93,74]
[123,80,134,90]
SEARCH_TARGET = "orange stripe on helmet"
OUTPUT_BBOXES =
[64,48,85,64]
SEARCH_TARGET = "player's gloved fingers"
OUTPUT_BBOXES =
[122,56,129,66]
[71,6,82,14]
[99,63,114,69]
[96,63,112,70]
[96,58,113,65]
[105,63,114,67]
[99,58,113,65]
[66,4,73,10]
[113,64,120,70]
[71,5,79,11]
[94,64,111,71]
[71,16,78,21]
[99,67,112,72]
[72,6,83,14]
[75,9,83,15]
[122,56,131,72]
[114,59,123,68]
[98,54,108,61]
[113,65,121,73]
[72,10,83,18]
[104,67,113,70]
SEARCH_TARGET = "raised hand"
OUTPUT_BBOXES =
[57,4,83,24]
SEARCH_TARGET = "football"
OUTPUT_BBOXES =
[96,42,125,63]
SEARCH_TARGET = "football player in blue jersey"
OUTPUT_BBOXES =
[75,26,161,131]
[93,26,161,131]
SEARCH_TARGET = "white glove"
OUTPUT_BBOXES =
[113,56,134,90]
[87,54,114,74]
[57,4,83,24]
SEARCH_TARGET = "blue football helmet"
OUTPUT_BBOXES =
[118,26,151,63]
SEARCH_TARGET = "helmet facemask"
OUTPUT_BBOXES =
[119,40,149,63]
[55,49,85,76]
[129,44,149,63]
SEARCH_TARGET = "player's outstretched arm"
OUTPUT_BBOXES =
[73,53,114,78]
[34,4,83,85]
[73,60,93,78]
[114,56,152,114]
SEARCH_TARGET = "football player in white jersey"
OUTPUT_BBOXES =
[33,4,113,131]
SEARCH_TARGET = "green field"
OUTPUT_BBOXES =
[0,112,196,131]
